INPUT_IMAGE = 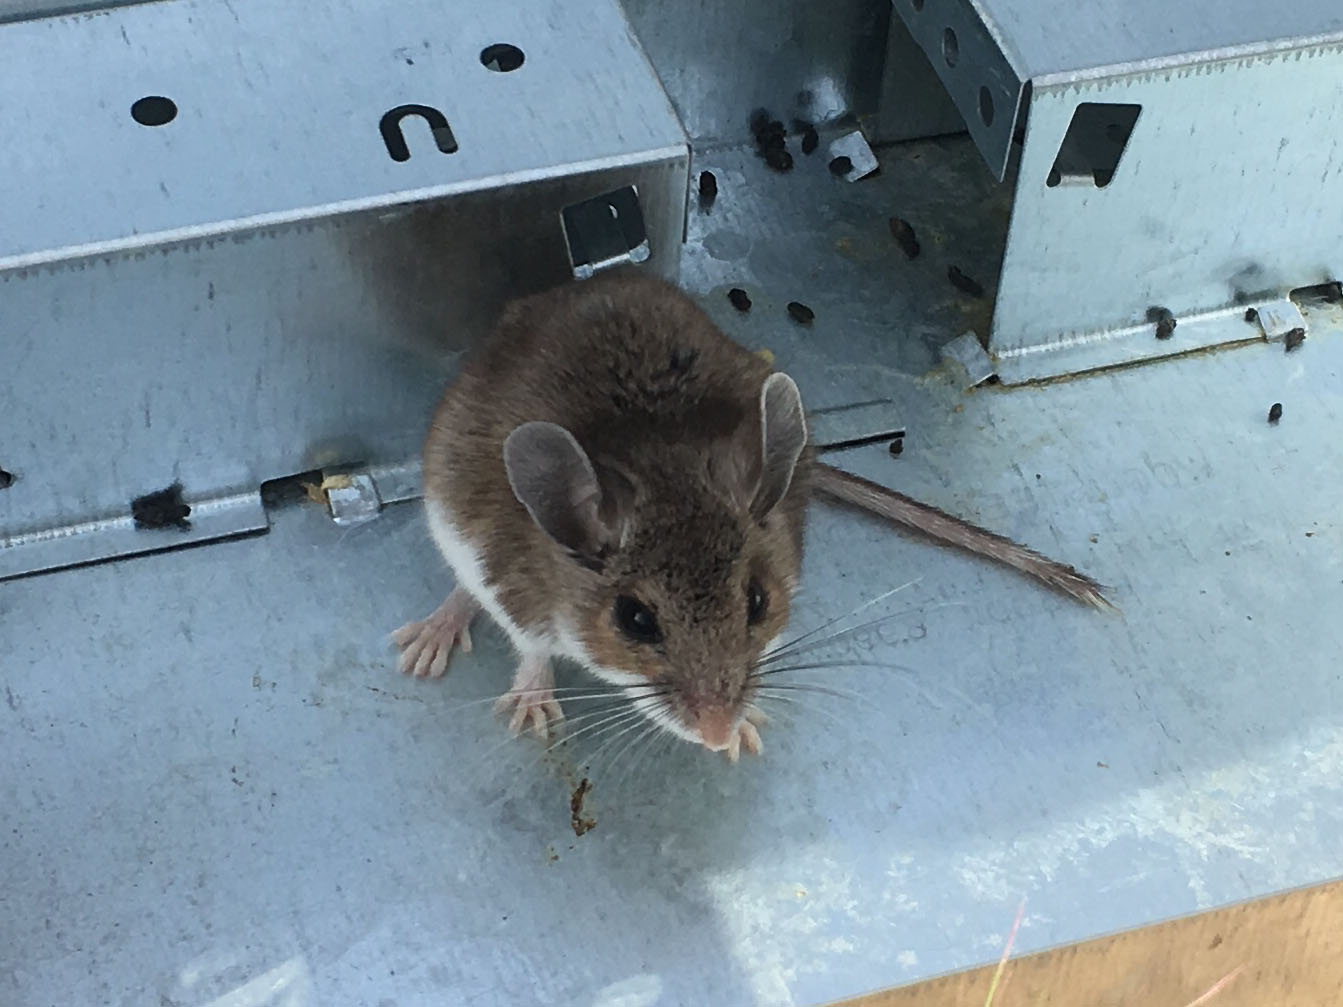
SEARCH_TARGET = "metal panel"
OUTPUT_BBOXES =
[6,134,1343,1007]
[969,0,1343,80]
[0,0,684,267]
[991,41,1343,382]
[0,0,689,576]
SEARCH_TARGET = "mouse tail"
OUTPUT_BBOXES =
[812,462,1116,612]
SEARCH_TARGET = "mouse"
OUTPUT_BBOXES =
[392,269,1109,760]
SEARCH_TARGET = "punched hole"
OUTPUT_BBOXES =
[978,86,994,127]
[480,43,525,72]
[131,95,177,126]
[942,28,959,67]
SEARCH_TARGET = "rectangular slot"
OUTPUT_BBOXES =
[1046,102,1141,188]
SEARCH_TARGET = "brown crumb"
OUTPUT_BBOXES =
[698,170,717,207]
[570,778,597,837]
[888,217,920,260]
[727,287,751,312]
[1097,761,1109,769]
[1089,534,1099,544]
[888,437,904,457]
[1284,327,1305,352]
[786,301,815,325]
[1268,402,1283,424]
[764,148,793,172]
[1147,305,1176,339]
[1209,934,1223,949]
[947,265,985,298]
[1244,307,1259,323]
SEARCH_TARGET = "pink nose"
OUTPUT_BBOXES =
[697,709,736,750]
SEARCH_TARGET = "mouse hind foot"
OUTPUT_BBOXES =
[494,653,564,741]
[392,587,480,678]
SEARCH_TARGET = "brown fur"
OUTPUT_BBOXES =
[423,269,812,726]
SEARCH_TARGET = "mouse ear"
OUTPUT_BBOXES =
[504,422,620,559]
[752,372,808,520]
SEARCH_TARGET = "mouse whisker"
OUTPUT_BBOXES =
[611,730,672,793]
[553,703,654,751]
[753,681,862,701]
[751,692,848,731]
[759,609,919,666]
[605,719,666,789]
[584,707,666,775]
[759,598,966,668]
[752,658,921,678]
[762,580,921,660]
[432,682,659,715]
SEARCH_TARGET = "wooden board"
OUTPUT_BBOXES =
[834,879,1343,1007]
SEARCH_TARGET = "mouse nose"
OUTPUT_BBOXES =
[696,709,736,751]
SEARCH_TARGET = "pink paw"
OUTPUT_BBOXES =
[392,588,479,679]
[724,709,768,763]
[494,654,564,740]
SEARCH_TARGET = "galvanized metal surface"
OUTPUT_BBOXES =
[619,0,891,145]
[0,0,687,577]
[0,0,683,265]
[6,136,1343,1007]
[991,42,1343,383]
[890,0,1343,178]
[957,0,1343,78]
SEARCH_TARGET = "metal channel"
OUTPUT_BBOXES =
[890,0,1343,181]
[888,0,1025,180]
[0,0,689,577]
[991,39,1343,383]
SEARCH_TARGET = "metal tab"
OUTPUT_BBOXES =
[561,185,652,279]
[941,330,997,387]
[323,473,383,527]
[827,130,881,182]
[1256,299,1308,343]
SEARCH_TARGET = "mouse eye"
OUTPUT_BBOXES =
[747,578,768,625]
[614,595,662,645]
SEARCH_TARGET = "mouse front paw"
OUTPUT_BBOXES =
[392,587,480,678]
[494,654,564,741]
[724,709,768,763]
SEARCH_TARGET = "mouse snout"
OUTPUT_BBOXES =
[694,708,736,751]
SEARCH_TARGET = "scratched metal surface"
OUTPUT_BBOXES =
[5,136,1343,1007]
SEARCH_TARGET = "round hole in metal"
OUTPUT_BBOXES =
[131,95,177,126]
[480,43,525,72]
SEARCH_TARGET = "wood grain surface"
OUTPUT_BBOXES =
[834,879,1343,1007]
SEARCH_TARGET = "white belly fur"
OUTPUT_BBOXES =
[424,498,651,688]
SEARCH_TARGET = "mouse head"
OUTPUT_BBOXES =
[503,373,809,754]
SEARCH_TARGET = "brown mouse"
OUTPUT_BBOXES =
[392,270,1108,759]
